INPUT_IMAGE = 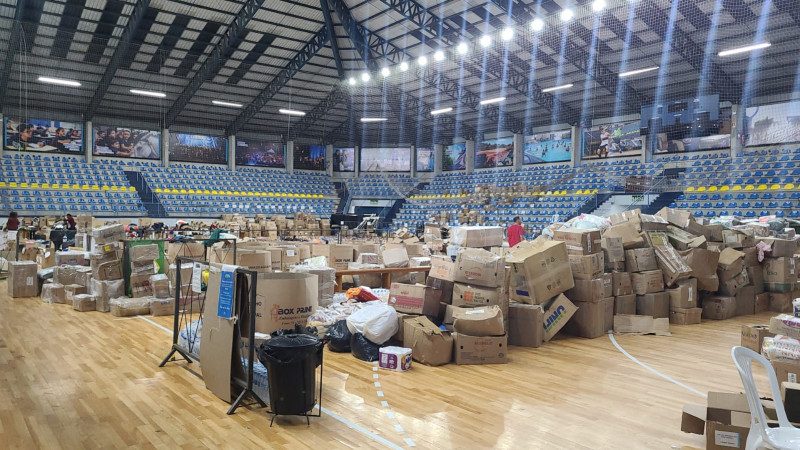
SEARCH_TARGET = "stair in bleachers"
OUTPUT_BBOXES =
[125,171,163,217]
[334,182,348,214]
[640,192,683,215]
[383,198,406,226]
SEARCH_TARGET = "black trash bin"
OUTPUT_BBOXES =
[257,334,323,417]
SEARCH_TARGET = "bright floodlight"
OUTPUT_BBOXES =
[501,27,514,41]
[480,35,492,48]
[38,76,81,87]
[360,118,388,123]
[542,83,574,93]
[434,50,445,61]
[399,61,409,72]
[212,100,243,108]
[592,0,607,12]
[531,18,544,32]
[361,72,371,82]
[431,107,453,116]
[718,42,771,57]
[130,89,166,98]
[457,42,469,55]
[619,66,659,78]
[279,108,306,116]
[381,67,391,77]
[418,55,428,66]
[560,8,574,22]
[479,96,506,105]
[348,77,356,85]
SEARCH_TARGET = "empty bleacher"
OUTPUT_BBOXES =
[346,173,417,198]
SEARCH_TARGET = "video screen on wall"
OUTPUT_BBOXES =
[235,139,285,167]
[745,101,800,147]
[294,144,326,171]
[333,147,355,172]
[416,147,434,172]
[582,120,642,160]
[442,143,467,171]
[360,148,411,172]
[4,117,83,154]
[93,126,161,160]
[169,133,227,164]
[641,95,730,154]
[476,137,514,168]
[524,130,571,164]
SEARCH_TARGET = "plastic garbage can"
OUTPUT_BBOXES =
[257,334,323,416]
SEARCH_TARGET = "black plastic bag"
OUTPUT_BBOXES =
[270,322,318,338]
[325,320,352,353]
[350,333,381,362]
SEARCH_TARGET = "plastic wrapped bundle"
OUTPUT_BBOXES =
[73,294,96,312]
[291,264,336,307]
[53,265,83,285]
[109,296,152,317]
[307,301,364,336]
[91,279,125,312]
[179,319,203,354]
[149,274,171,299]
[41,283,65,304]
[763,335,800,362]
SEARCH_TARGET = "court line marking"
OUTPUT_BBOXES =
[136,315,174,334]
[608,332,707,398]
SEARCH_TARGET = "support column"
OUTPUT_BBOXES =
[287,141,294,174]
[326,144,333,177]
[162,129,169,167]
[85,120,93,163]
[434,144,443,175]
[0,112,4,159]
[228,135,236,171]
[642,135,649,164]
[731,104,744,156]
[410,145,416,178]
[513,133,523,170]
[571,125,581,168]
[466,140,475,174]
[355,146,360,177]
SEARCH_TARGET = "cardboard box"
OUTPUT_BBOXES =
[655,207,693,228]
[8,261,38,297]
[747,266,765,294]
[382,246,409,268]
[507,241,574,304]
[653,245,693,286]
[149,274,171,299]
[665,226,706,251]
[541,294,578,342]
[601,237,625,263]
[680,248,720,291]
[389,282,439,317]
[741,324,773,353]
[718,248,745,277]
[92,223,125,244]
[625,248,657,272]
[507,303,543,347]
[763,257,798,292]
[55,250,86,267]
[757,237,798,258]
[72,294,96,312]
[772,359,800,385]
[755,292,770,313]
[254,272,318,334]
[604,221,645,249]
[130,243,159,265]
[702,296,737,320]
[450,226,504,248]
[669,307,702,325]
[358,252,380,265]
[769,314,800,339]
[166,241,205,263]
[718,268,750,296]
[453,333,507,365]
[452,305,505,336]
[64,284,87,302]
[631,270,664,295]
[150,298,175,316]
[636,292,670,318]
[41,283,66,304]
[553,229,601,255]
[611,272,633,296]
[640,214,669,231]
[568,253,604,280]
[613,315,670,335]
[667,278,698,309]
[454,248,505,288]
[330,244,357,270]
[96,260,123,281]
[735,285,756,316]
[403,316,453,366]
[742,247,760,268]
[567,277,611,303]
[614,294,636,315]
[563,298,613,338]
[36,246,55,269]
[706,392,751,450]
[429,255,455,282]
[451,282,507,311]
[769,291,800,313]
[681,404,707,435]
[130,273,153,298]
[722,230,748,249]
[238,249,273,273]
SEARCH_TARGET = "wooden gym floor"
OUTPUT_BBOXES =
[0,281,773,449]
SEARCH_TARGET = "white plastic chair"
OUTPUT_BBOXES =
[731,346,800,449]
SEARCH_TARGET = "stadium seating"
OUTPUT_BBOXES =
[346,173,417,198]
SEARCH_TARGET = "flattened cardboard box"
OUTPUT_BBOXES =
[507,240,574,305]
[553,229,601,255]
[541,294,578,342]
[613,315,670,335]
[507,303,543,347]
[454,333,507,365]
[669,307,701,325]
[568,253,604,280]
[655,207,693,229]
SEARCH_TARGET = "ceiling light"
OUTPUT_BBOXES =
[480,35,492,48]
[361,72,371,82]
[279,108,306,116]
[348,77,356,85]
[381,67,391,77]
[431,107,453,116]
[531,18,544,32]
[542,83,574,92]
[592,0,607,12]
[400,61,409,72]
[718,42,771,57]
[619,66,659,78]
[37,76,81,87]
[560,9,574,22]
[130,89,166,98]
[501,27,514,41]
[457,42,469,55]
[418,55,428,66]
[212,100,243,108]
[360,118,388,123]
[434,50,445,61]
[479,96,505,105]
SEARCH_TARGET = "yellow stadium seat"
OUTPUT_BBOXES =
[0,182,5,188]
[785,184,795,190]
[179,189,186,194]
[696,186,707,192]
[31,183,39,188]
[732,185,742,191]
[204,190,210,194]
[744,185,754,191]
[757,184,767,191]
[110,186,118,191]
[102,186,109,191]
[9,182,17,188]
[686,187,695,192]
[90,185,99,190]
[719,186,729,191]
[81,185,90,190]
[187,189,195,194]
[708,186,718,192]
[770,184,781,190]
[40,183,49,189]
[20,183,28,188]
[155,188,162,193]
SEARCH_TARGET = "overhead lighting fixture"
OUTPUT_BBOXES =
[718,42,771,57]
[479,96,506,105]
[592,0,607,12]
[212,100,243,108]
[130,89,166,98]
[360,118,388,123]
[480,35,492,48]
[542,83,574,92]
[418,55,428,66]
[361,72,371,82]
[431,107,453,116]
[38,76,81,87]
[560,8,575,22]
[619,66,659,78]
[434,50,445,61]
[381,67,391,77]
[399,61,409,72]
[279,108,306,116]
[531,18,544,32]
[501,27,514,41]
[457,42,469,55]
[348,77,356,85]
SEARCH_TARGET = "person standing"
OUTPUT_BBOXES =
[64,214,76,231]
[3,212,19,231]
[507,216,525,248]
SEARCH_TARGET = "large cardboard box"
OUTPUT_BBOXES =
[568,253,604,280]
[669,307,702,325]
[92,223,125,244]
[452,305,505,336]
[631,270,664,295]
[553,229,601,255]
[254,272,318,334]
[453,333,507,365]
[755,292,770,313]
[758,237,798,258]
[237,249,272,273]
[566,277,612,303]
[166,241,205,263]
[653,245,693,286]
[636,292,669,318]
[769,314,800,339]
[507,241,574,304]
[741,324,773,353]
[702,296,737,320]
[680,248,720,291]
[602,237,625,263]
[382,246,409,268]
[403,316,453,366]
[389,282,439,317]
[330,244,357,270]
[705,392,751,450]
[604,222,644,249]
[718,268,750,296]
[625,248,657,272]
[563,298,613,338]
[452,282,507,311]
[614,294,636,315]
[8,261,38,297]
[747,266,765,294]
[769,291,800,313]
[655,207,693,228]
[666,278,698,309]
[55,250,86,267]
[541,294,578,342]
[665,225,706,251]
[450,226,504,248]
[772,359,800,385]
[507,303,543,347]
[718,248,745,280]
[735,285,756,316]
[453,248,505,288]
[763,257,798,292]
[96,260,123,281]
[429,255,455,282]
[611,272,633,296]
[722,230,749,249]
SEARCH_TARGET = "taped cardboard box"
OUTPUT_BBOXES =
[769,291,800,313]
[91,279,124,312]
[604,221,645,249]
[8,261,38,297]
[625,248,657,272]
[507,240,574,305]
[669,307,701,325]
[553,229,602,255]
[568,253,604,280]
[451,282,508,316]
[770,314,800,339]
[773,359,800,385]
[382,246,409,268]
[653,245,693,286]
[702,296,737,320]
[149,274,171,299]
[279,247,301,271]
[741,324,773,353]
[403,316,453,366]
[601,236,625,263]
[389,282,440,317]
[566,277,612,303]
[73,294,96,312]
[96,260,123,281]
[636,292,669,318]
[150,298,175,316]
[613,315,670,335]
[563,297,613,339]
[722,230,748,249]
[130,273,154,298]
[429,255,455,282]
[655,207,693,229]
[755,292,770,313]
[130,243,159,265]
[718,268,750,296]
[450,226,504,248]
[614,294,636,315]
[679,248,720,291]
[612,272,633,296]
[639,214,669,231]
[254,272,318,335]
[36,246,55,269]
[667,278,698,309]
[452,305,505,336]
[166,241,205,263]
[631,270,664,295]
[507,303,543,347]
[291,264,336,307]
[358,252,380,265]
[55,250,86,266]
[763,257,798,292]
[541,293,578,342]
[453,333,507,365]
[454,248,505,288]
[92,223,125,245]
[41,283,65,304]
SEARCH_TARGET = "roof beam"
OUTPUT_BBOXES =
[164,0,267,128]
[226,26,329,136]
[0,0,28,107]
[85,0,150,120]
[320,0,345,78]
[773,0,800,29]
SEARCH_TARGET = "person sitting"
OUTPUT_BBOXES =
[3,211,20,231]
[64,214,76,231]
[8,124,44,150]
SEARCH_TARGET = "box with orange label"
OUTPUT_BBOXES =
[389,282,440,317]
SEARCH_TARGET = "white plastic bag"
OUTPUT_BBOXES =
[346,302,399,345]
